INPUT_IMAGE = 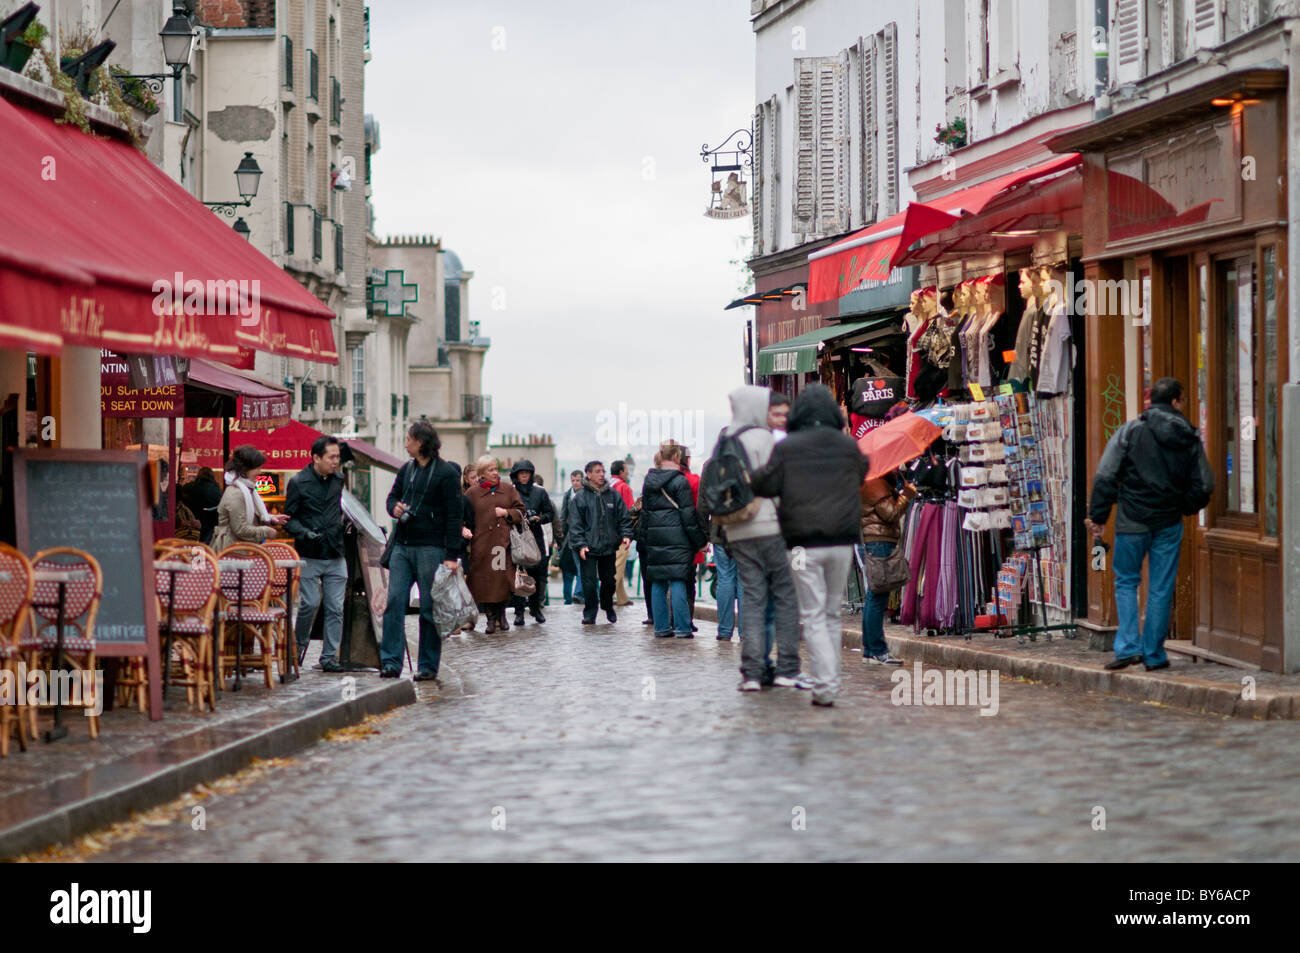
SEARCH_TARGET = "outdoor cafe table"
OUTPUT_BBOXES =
[29,567,93,742]
[217,558,259,691]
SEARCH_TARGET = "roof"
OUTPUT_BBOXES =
[443,249,464,282]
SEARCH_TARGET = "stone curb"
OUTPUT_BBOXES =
[692,604,1296,721]
[0,678,416,859]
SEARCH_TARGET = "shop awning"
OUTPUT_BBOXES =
[0,95,338,363]
[807,154,1081,303]
[723,285,805,310]
[344,436,403,472]
[186,418,321,471]
[757,317,895,376]
[184,359,292,430]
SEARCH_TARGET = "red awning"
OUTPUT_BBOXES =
[186,359,292,430]
[0,95,338,363]
[807,154,1081,304]
[344,437,403,471]
[185,418,322,471]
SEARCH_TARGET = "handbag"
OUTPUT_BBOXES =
[863,545,909,594]
[512,567,537,597]
[510,524,543,567]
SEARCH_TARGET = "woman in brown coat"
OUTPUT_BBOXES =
[462,455,525,633]
[859,473,916,665]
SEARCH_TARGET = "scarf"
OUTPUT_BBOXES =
[478,477,498,490]
[226,470,272,527]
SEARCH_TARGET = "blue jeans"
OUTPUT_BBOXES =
[296,557,347,663]
[1112,523,1183,666]
[859,541,895,657]
[651,579,692,635]
[733,573,777,658]
[561,548,583,602]
[714,545,739,638]
[380,544,445,675]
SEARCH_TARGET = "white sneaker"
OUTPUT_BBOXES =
[737,680,761,692]
[864,653,903,665]
[773,673,815,690]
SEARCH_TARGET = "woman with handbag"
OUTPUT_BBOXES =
[462,455,525,634]
[210,445,289,552]
[859,472,916,664]
[640,440,707,638]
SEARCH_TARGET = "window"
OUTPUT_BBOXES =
[445,284,461,342]
[351,346,365,420]
[792,53,849,236]
[1112,0,1146,85]
[1220,255,1256,515]
[1138,269,1152,404]
[1261,246,1278,536]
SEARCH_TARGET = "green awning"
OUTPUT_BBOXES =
[756,316,897,375]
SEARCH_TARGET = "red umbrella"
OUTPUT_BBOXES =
[857,412,942,481]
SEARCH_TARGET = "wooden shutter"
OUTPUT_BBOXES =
[882,22,899,217]
[752,104,764,256]
[1192,0,1222,48]
[1158,0,1175,69]
[1240,0,1260,33]
[765,95,779,251]
[859,35,877,226]
[1112,0,1145,85]
[792,58,818,235]
[816,52,850,235]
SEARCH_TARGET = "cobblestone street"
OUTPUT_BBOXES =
[82,599,1300,862]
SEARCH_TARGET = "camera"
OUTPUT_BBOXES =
[398,509,412,523]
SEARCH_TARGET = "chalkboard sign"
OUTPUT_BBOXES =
[12,450,161,718]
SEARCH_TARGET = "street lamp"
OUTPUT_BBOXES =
[204,153,264,217]
[232,217,251,241]
[114,2,195,95]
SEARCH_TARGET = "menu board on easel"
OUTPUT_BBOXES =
[12,449,162,720]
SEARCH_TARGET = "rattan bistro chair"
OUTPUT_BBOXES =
[216,544,281,689]
[0,544,34,756]
[263,540,300,678]
[19,548,102,740]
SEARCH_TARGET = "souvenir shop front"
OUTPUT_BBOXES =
[1049,68,1292,670]
[739,254,838,397]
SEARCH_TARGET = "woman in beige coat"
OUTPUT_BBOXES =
[209,446,288,552]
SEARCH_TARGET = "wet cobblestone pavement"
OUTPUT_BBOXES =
[81,600,1300,862]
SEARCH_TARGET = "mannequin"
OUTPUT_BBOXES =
[1008,267,1041,382]
[914,286,953,402]
[1035,265,1071,395]
[947,280,973,393]
[969,274,1004,388]
[903,289,929,399]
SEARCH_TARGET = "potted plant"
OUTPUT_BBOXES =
[2,19,46,74]
[934,117,968,150]
[109,64,159,115]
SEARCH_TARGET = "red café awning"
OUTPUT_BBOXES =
[187,418,321,471]
[186,359,292,430]
[0,95,337,364]
[808,154,1081,303]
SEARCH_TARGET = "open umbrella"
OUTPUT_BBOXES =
[857,411,942,481]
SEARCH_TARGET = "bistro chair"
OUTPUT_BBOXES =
[0,544,34,756]
[263,540,300,678]
[216,544,281,689]
[19,547,102,740]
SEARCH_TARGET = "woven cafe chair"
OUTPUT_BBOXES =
[263,540,299,677]
[0,544,34,756]
[19,548,102,740]
[216,544,280,689]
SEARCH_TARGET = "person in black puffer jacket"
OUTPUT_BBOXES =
[509,459,555,626]
[751,384,868,707]
[640,440,706,638]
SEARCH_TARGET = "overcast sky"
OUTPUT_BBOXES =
[368,0,755,446]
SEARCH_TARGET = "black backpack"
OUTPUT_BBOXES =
[700,426,760,526]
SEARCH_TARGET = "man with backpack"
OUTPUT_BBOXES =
[702,385,803,692]
[1086,378,1213,672]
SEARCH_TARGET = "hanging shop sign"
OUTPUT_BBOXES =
[100,351,182,417]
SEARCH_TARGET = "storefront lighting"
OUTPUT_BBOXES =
[990,229,1039,238]
[232,217,251,241]
[850,347,874,353]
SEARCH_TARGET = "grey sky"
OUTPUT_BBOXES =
[368,0,755,444]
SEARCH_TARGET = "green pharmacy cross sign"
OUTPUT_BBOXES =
[370,269,418,317]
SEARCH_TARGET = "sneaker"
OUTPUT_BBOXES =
[864,653,903,665]
[380,666,400,679]
[642,619,654,626]
[654,630,674,638]
[773,673,815,690]
[1143,660,1171,672]
[320,658,345,673]
[675,632,694,639]
[737,680,761,692]
[606,609,617,623]
[810,693,835,707]
[1104,655,1143,671]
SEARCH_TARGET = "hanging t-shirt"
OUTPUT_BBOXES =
[1036,302,1071,395]
[851,414,885,440]
[947,316,967,392]
[974,311,1000,387]
[1008,305,1039,381]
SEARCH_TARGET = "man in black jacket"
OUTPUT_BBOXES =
[509,459,555,626]
[1086,377,1213,672]
[567,460,632,625]
[286,436,348,672]
[379,421,464,680]
[751,384,868,707]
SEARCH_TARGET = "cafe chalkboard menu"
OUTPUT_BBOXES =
[12,449,158,655]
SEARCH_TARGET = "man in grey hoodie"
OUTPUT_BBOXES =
[720,385,803,691]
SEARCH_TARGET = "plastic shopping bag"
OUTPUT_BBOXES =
[432,563,478,633]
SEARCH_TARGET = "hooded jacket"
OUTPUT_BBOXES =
[567,477,632,556]
[751,383,868,548]
[715,384,781,543]
[509,459,555,551]
[1089,402,1214,533]
[639,466,706,582]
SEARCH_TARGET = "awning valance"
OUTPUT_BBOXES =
[344,437,403,472]
[756,317,895,376]
[185,418,321,471]
[185,359,292,430]
[0,95,338,363]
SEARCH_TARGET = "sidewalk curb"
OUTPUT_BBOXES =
[692,605,1296,721]
[0,679,416,860]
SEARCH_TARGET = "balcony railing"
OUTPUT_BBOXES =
[300,381,317,411]
[462,393,492,424]
[307,49,319,102]
[330,76,341,123]
[312,209,322,262]
[334,223,343,273]
[284,201,294,255]
[282,36,293,89]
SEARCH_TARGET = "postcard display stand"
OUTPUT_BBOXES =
[941,388,1075,641]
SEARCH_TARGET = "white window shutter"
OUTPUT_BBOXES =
[752,104,765,257]
[1158,0,1175,69]
[859,35,878,226]
[1241,0,1260,33]
[1192,0,1222,48]
[1112,0,1146,85]
[765,95,779,251]
[882,22,899,217]
[815,52,850,235]
[792,58,818,235]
